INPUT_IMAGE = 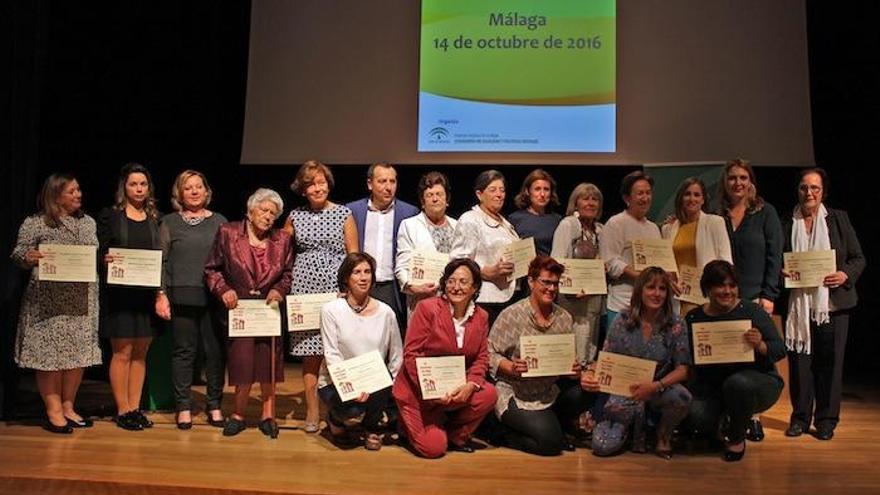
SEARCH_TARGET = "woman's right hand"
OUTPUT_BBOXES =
[408,282,438,298]
[503,357,529,377]
[23,249,43,267]
[580,364,600,392]
[483,260,514,287]
[221,290,238,310]
[103,253,116,265]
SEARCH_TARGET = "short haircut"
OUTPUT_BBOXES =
[367,162,395,179]
[620,170,654,198]
[699,259,739,297]
[38,173,83,228]
[527,255,565,280]
[565,182,604,218]
[337,252,377,292]
[291,160,334,195]
[170,169,213,212]
[417,171,451,204]
[246,188,284,219]
[474,169,506,193]
[673,177,708,224]
[798,167,830,199]
[439,258,482,301]
[513,168,560,210]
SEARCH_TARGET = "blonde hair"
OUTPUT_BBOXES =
[38,173,83,228]
[565,182,604,218]
[170,169,212,212]
[719,158,764,213]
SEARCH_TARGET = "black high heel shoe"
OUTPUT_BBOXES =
[723,441,746,462]
[65,417,94,428]
[206,410,226,428]
[745,418,764,442]
[176,411,193,430]
[44,420,74,434]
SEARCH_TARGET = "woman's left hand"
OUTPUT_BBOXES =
[629,381,658,402]
[354,392,370,403]
[266,289,284,305]
[744,328,766,354]
[155,292,171,320]
[447,383,476,404]
[823,271,848,289]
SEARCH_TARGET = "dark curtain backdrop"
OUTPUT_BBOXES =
[3,2,878,414]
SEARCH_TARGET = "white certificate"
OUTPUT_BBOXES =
[498,237,536,281]
[409,249,449,285]
[691,320,754,365]
[631,238,678,273]
[520,333,576,378]
[228,300,282,338]
[675,265,707,305]
[107,248,163,287]
[784,249,836,289]
[286,292,336,332]
[327,350,393,402]
[37,244,97,283]
[595,351,657,397]
[416,355,466,400]
[558,258,607,295]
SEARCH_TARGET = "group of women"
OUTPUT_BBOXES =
[12,159,864,462]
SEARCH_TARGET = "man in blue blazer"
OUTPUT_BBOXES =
[346,163,419,333]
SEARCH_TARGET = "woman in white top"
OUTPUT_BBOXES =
[319,252,403,450]
[661,178,732,316]
[599,171,661,327]
[450,170,520,325]
[551,182,605,365]
[395,172,457,319]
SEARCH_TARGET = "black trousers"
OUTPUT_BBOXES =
[788,311,849,430]
[688,369,783,444]
[500,379,595,456]
[170,304,225,412]
[319,385,392,434]
[370,281,406,337]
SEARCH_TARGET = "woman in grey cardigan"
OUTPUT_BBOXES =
[157,170,227,429]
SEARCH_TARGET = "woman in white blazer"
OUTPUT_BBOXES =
[395,172,458,320]
[661,178,732,316]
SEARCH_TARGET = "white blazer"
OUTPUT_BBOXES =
[661,210,733,272]
[395,212,458,290]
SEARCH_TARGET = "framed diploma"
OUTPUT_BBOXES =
[37,243,97,283]
[327,350,393,402]
[784,249,836,289]
[107,248,163,287]
[520,333,576,378]
[409,249,449,285]
[498,237,537,281]
[595,351,657,397]
[631,238,678,273]
[558,258,607,295]
[228,300,282,338]
[691,320,754,365]
[415,355,466,400]
[675,265,707,305]
[286,292,336,332]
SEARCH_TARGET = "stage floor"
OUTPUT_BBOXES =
[1,364,879,495]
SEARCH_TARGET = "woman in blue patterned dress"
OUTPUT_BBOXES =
[284,160,358,432]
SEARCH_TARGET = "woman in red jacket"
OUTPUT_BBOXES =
[393,258,497,458]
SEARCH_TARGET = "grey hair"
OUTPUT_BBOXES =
[246,188,284,219]
[565,182,604,218]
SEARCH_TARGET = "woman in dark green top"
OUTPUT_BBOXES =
[685,260,785,462]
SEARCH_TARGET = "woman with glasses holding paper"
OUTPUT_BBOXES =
[393,258,496,458]
[12,173,102,433]
[284,160,358,434]
[488,256,594,456]
[98,163,168,431]
[204,188,293,438]
[582,267,691,459]
[780,168,864,441]
[684,260,784,462]
[319,252,403,451]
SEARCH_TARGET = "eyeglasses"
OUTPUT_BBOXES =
[445,278,473,289]
[534,278,560,288]
[798,185,822,194]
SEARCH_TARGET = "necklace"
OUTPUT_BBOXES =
[346,296,370,314]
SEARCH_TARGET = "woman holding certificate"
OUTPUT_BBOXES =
[98,163,167,431]
[284,161,358,434]
[718,158,783,441]
[551,182,605,365]
[488,256,593,456]
[509,169,562,257]
[450,170,520,325]
[584,267,691,459]
[319,252,403,451]
[395,172,458,320]
[12,173,102,433]
[685,260,785,462]
[661,178,732,316]
[204,188,293,438]
[599,171,661,328]
[781,168,865,441]
[393,258,496,458]
[157,170,227,429]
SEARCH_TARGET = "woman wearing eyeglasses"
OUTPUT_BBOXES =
[393,258,497,458]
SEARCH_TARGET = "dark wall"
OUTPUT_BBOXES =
[3,2,877,381]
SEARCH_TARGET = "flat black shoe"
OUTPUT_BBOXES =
[815,427,834,441]
[258,418,279,439]
[44,420,74,434]
[562,441,577,452]
[207,410,226,428]
[655,449,673,460]
[785,423,805,437]
[723,441,746,462]
[223,417,247,437]
[448,441,476,453]
[65,417,94,428]
[745,418,764,442]
[134,410,154,429]
[115,412,144,431]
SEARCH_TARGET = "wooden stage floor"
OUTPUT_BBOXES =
[2,364,879,495]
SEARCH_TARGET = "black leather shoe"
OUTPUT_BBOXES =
[134,410,154,429]
[745,418,764,442]
[115,411,144,431]
[65,417,94,428]
[723,441,746,462]
[448,441,476,453]
[815,427,834,441]
[207,410,226,428]
[44,420,74,434]
[562,441,577,452]
[223,417,247,437]
[785,423,805,437]
[258,418,279,439]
